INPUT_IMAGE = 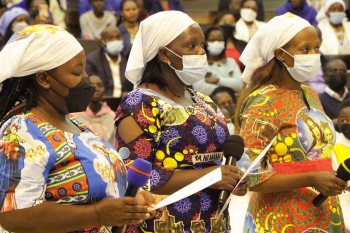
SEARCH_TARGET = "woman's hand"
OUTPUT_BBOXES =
[233,176,250,196]
[312,171,348,196]
[209,165,241,191]
[136,191,168,218]
[93,197,152,227]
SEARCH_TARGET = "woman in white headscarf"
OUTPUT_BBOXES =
[317,0,350,54]
[234,12,347,232]
[0,24,163,233]
[115,10,249,233]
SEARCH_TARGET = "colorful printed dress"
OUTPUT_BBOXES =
[237,84,345,233]
[115,88,230,233]
[0,112,127,233]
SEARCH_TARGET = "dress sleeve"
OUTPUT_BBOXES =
[237,89,280,187]
[115,91,174,190]
[0,116,55,212]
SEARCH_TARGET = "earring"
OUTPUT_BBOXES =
[45,84,49,88]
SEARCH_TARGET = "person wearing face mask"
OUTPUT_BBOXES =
[192,26,243,96]
[332,99,350,232]
[234,13,347,232]
[213,12,248,71]
[0,24,166,233]
[319,59,350,121]
[115,11,249,233]
[234,0,266,43]
[317,0,350,55]
[0,7,29,49]
[86,26,133,99]
[72,74,116,145]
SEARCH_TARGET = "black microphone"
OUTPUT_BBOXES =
[112,158,152,233]
[313,158,350,207]
[218,135,245,208]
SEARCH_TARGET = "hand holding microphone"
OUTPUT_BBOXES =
[217,135,245,207]
[313,158,350,207]
[112,158,152,233]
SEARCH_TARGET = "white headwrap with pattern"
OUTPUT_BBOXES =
[0,24,83,91]
[240,13,312,84]
[125,11,196,86]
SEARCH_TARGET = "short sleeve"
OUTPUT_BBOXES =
[0,115,55,212]
[115,90,175,190]
[237,88,280,187]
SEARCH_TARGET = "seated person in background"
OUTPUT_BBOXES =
[86,26,133,98]
[332,99,350,232]
[318,0,350,55]
[135,0,153,21]
[276,0,318,25]
[307,25,329,94]
[192,26,243,96]
[80,0,116,39]
[117,0,139,53]
[213,12,247,70]
[235,0,266,42]
[148,0,184,14]
[27,0,52,24]
[72,75,116,145]
[79,0,121,16]
[218,0,265,21]
[319,59,350,121]
[0,7,29,48]
[11,0,64,28]
[308,0,326,11]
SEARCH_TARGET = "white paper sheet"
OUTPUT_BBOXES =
[218,136,277,217]
[151,167,222,210]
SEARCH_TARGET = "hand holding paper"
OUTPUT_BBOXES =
[151,168,222,211]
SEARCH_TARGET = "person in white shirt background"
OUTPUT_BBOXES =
[318,0,350,55]
[234,0,266,42]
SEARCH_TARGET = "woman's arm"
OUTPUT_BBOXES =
[0,197,152,233]
[249,171,346,196]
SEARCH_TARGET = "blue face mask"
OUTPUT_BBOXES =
[329,12,346,25]
[105,40,124,55]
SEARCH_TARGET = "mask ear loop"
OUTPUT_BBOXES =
[161,61,180,98]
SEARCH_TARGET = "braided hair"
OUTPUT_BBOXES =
[0,75,38,127]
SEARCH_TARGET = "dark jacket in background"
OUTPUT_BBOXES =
[149,0,184,14]
[86,48,133,97]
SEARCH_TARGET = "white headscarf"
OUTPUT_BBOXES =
[0,24,83,87]
[316,0,346,21]
[240,13,311,84]
[125,11,196,86]
[324,0,346,11]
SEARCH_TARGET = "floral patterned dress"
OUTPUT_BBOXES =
[0,112,127,233]
[237,84,345,233]
[115,88,230,233]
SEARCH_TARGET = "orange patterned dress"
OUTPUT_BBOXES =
[237,84,345,233]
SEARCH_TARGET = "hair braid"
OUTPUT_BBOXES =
[0,75,38,127]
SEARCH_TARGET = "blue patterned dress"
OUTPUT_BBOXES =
[115,88,230,233]
[0,112,127,233]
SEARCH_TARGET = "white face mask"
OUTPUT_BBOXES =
[240,8,257,22]
[329,12,346,25]
[207,41,225,56]
[11,21,28,32]
[281,48,321,82]
[105,40,124,55]
[165,47,208,85]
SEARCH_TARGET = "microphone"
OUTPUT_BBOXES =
[313,158,350,207]
[111,158,152,233]
[218,135,245,208]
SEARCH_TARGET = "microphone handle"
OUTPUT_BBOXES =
[218,157,236,208]
[312,193,327,207]
[111,185,140,233]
